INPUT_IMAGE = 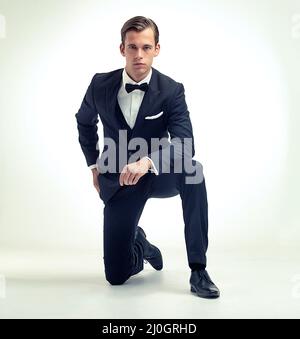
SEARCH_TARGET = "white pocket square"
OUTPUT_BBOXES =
[145,111,164,120]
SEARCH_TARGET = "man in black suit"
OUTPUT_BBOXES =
[75,16,220,298]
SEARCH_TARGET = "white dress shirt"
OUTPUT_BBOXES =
[90,68,158,175]
[118,68,152,129]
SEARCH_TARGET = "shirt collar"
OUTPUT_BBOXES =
[122,68,152,89]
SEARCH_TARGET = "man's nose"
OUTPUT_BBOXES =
[136,48,144,59]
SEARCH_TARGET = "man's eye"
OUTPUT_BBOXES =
[144,46,151,50]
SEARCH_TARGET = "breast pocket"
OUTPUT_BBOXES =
[144,111,164,120]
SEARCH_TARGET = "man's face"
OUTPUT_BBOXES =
[120,27,160,82]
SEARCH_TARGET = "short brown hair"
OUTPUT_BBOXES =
[121,16,159,46]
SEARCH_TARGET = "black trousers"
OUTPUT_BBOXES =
[101,160,209,285]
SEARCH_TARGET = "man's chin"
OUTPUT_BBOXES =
[133,66,148,72]
[132,69,149,77]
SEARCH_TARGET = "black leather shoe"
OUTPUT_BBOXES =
[190,269,220,299]
[135,226,163,270]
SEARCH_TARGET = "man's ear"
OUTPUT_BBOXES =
[154,43,160,57]
[120,43,125,56]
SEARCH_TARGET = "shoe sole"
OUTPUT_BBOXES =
[190,286,220,299]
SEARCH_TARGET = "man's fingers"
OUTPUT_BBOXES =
[132,173,141,185]
[127,172,137,185]
[119,173,124,186]
[93,179,100,193]
[92,171,100,194]
[119,163,146,186]
[119,166,139,186]
[123,171,132,185]
[119,165,128,186]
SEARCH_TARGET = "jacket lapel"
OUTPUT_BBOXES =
[105,69,123,125]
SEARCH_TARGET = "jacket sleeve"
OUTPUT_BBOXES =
[75,74,100,167]
[148,83,195,174]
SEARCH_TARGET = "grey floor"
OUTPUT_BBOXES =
[0,246,299,319]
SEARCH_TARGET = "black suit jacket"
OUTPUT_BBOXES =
[75,67,195,203]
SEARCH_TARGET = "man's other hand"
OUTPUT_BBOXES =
[92,168,100,193]
[119,157,151,186]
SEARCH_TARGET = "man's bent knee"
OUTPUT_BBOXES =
[105,271,130,286]
[106,277,127,285]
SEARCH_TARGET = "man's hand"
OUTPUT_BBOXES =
[119,157,151,186]
[92,168,100,193]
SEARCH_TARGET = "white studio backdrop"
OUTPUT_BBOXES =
[0,0,299,260]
